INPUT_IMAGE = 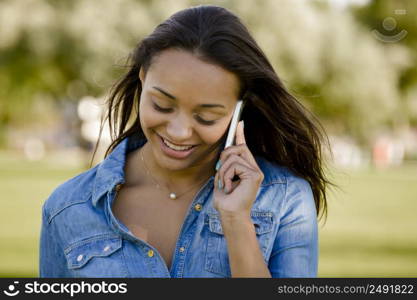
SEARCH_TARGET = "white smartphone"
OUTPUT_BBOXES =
[215,100,245,172]
[224,100,244,149]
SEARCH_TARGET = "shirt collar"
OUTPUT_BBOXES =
[92,133,146,207]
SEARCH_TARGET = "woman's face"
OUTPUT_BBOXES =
[139,48,240,172]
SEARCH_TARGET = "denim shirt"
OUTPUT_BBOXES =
[39,135,318,278]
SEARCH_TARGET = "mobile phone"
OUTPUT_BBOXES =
[224,100,244,149]
[214,100,244,172]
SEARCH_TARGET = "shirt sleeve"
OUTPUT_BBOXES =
[268,175,319,278]
[39,203,69,277]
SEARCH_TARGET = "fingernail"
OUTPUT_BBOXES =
[215,160,221,171]
[218,179,223,190]
[224,186,229,194]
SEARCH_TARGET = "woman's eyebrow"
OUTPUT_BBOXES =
[152,86,226,109]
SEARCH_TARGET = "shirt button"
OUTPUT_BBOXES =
[147,250,154,257]
[179,247,185,253]
[77,254,83,262]
[104,246,110,252]
[194,204,202,211]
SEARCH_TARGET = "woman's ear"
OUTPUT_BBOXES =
[139,67,145,84]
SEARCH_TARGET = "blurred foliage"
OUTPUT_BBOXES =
[352,0,417,126]
[0,0,416,147]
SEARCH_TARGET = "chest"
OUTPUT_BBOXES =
[111,184,195,270]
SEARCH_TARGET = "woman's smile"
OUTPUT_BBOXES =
[156,132,199,159]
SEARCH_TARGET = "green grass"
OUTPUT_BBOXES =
[319,163,417,277]
[1,151,416,277]
[0,150,85,277]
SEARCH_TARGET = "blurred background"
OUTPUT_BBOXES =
[1,0,416,277]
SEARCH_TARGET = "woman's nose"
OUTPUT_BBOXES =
[166,114,193,141]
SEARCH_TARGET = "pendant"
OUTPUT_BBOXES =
[169,193,177,200]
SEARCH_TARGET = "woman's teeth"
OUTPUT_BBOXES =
[162,138,194,151]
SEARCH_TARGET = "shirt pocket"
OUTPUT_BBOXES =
[204,211,274,277]
[64,235,128,277]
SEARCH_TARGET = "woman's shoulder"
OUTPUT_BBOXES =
[255,155,308,187]
[42,164,100,222]
[254,155,315,213]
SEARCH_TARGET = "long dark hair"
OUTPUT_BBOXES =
[93,5,334,222]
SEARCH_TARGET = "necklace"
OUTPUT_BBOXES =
[140,148,211,200]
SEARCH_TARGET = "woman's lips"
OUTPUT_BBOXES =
[157,134,198,159]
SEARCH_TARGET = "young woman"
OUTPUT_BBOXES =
[40,5,332,278]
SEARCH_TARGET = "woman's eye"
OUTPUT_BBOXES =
[152,102,216,125]
[195,115,216,126]
[152,102,173,113]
